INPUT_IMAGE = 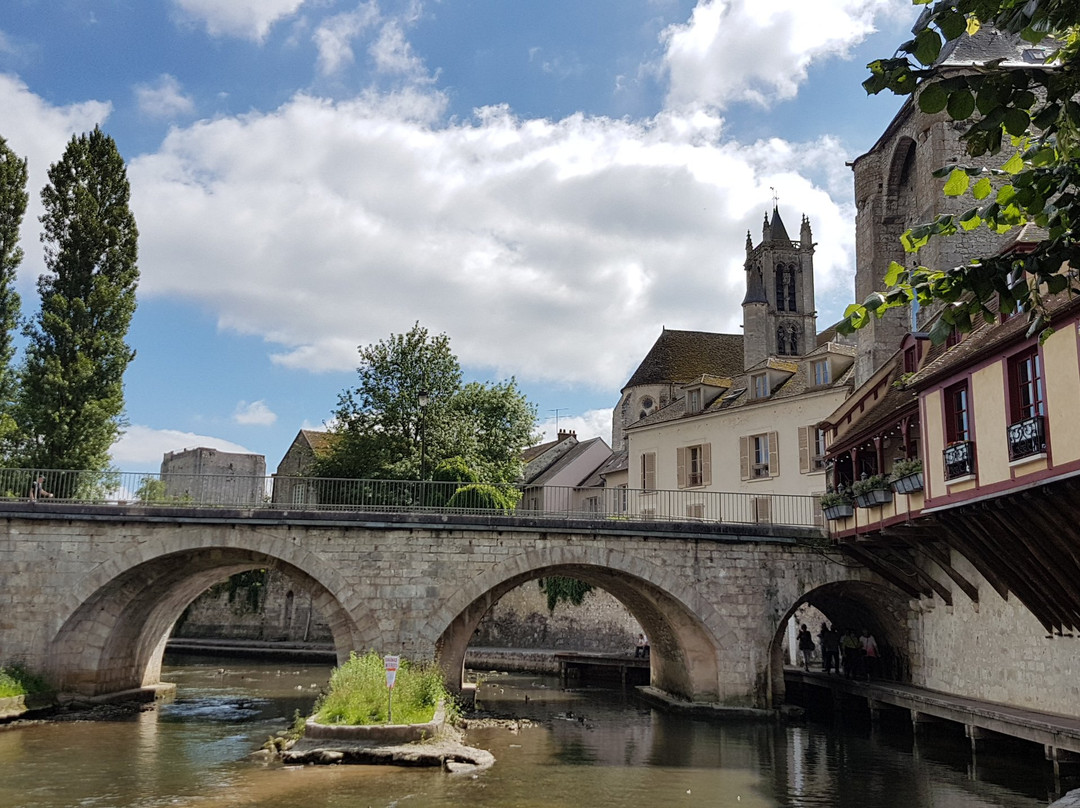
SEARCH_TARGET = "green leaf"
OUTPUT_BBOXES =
[918,83,949,114]
[928,316,953,345]
[1003,107,1030,137]
[943,168,970,196]
[996,184,1016,205]
[937,9,967,41]
[883,261,906,287]
[971,177,993,199]
[913,28,943,66]
[1001,152,1025,174]
[947,89,976,120]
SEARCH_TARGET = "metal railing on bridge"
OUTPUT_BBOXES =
[0,468,822,529]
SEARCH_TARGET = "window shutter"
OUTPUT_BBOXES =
[754,496,772,523]
[769,431,780,477]
[643,452,656,491]
[740,436,750,481]
[798,426,810,474]
[702,443,712,486]
[676,447,686,489]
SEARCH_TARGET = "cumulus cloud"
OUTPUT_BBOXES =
[538,409,614,445]
[127,91,855,392]
[134,74,195,119]
[314,2,381,76]
[171,0,306,41]
[111,425,254,468]
[233,400,278,426]
[662,0,910,109]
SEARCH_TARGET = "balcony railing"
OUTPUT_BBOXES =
[0,468,822,529]
[943,440,976,480]
[1007,414,1046,461]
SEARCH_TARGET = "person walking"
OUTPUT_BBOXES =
[841,628,861,679]
[820,623,840,674]
[861,629,879,680]
[796,624,815,672]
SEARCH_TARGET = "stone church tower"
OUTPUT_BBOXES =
[741,207,817,370]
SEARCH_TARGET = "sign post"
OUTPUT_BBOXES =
[384,655,400,724]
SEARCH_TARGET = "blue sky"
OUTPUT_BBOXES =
[0,0,918,473]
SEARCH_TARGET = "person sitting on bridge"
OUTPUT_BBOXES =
[635,633,649,658]
[29,476,54,502]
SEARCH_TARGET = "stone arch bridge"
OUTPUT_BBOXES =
[0,503,907,708]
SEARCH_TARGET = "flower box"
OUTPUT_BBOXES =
[823,503,853,520]
[855,488,893,508]
[890,471,924,494]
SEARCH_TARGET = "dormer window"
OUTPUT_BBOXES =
[687,388,702,413]
[752,373,769,399]
[813,359,830,386]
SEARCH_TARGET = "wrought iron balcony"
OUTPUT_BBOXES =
[1007,414,1046,461]
[943,440,976,480]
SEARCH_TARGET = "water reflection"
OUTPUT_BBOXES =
[0,659,1069,808]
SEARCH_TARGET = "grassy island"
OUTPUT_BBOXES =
[314,651,452,726]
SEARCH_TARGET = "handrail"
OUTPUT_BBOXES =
[0,468,822,528]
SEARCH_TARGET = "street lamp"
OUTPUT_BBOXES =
[418,390,429,481]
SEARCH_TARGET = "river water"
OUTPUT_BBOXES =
[0,656,1069,808]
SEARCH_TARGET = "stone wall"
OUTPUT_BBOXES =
[470,581,642,653]
[174,570,333,644]
[176,570,641,655]
[907,551,1080,717]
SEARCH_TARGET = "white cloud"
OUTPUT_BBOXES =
[0,74,111,289]
[233,400,278,426]
[111,425,254,468]
[134,74,195,119]
[314,2,380,76]
[172,0,306,41]
[369,20,431,80]
[127,90,856,393]
[662,0,910,109]
[538,409,613,445]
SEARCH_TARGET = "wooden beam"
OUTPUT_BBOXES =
[933,515,1013,602]
[891,532,980,604]
[840,541,928,599]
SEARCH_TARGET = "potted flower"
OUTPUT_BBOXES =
[889,457,924,494]
[820,488,853,520]
[852,474,893,508]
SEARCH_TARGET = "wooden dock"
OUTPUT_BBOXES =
[555,652,650,686]
[786,668,1080,776]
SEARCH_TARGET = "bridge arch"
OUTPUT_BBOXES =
[47,530,378,696]
[768,580,913,704]
[425,544,737,702]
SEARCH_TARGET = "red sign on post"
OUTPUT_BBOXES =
[384,655,400,690]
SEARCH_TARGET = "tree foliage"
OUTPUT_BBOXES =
[17,126,139,470]
[841,0,1080,342]
[537,577,594,613]
[0,137,26,448]
[316,322,539,483]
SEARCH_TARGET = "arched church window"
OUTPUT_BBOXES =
[787,264,798,312]
[775,264,786,311]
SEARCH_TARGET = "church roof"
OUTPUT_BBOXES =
[766,205,792,244]
[623,329,744,390]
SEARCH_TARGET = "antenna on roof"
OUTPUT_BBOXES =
[549,408,567,433]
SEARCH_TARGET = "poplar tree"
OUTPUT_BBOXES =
[0,137,26,448]
[18,126,139,471]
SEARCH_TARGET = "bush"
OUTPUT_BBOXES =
[889,458,923,480]
[819,489,852,509]
[314,651,452,726]
[446,483,517,512]
[851,474,890,497]
[0,664,49,698]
